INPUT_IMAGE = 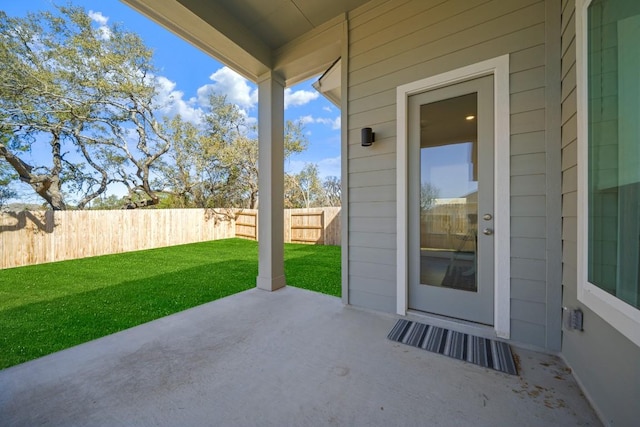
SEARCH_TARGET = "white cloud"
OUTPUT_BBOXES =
[88,11,112,40]
[153,68,262,126]
[286,156,341,179]
[154,75,203,123]
[286,159,307,175]
[298,115,315,125]
[88,10,108,26]
[331,117,341,130]
[192,67,319,113]
[323,106,333,113]
[296,115,341,130]
[284,88,319,109]
[314,116,341,130]
[317,156,341,178]
[155,75,176,94]
[148,66,330,129]
[197,67,258,109]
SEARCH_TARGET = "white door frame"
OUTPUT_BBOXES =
[396,55,511,339]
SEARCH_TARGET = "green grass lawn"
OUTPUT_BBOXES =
[0,238,340,369]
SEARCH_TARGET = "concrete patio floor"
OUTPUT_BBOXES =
[0,286,600,426]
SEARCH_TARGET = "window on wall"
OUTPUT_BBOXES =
[577,0,640,346]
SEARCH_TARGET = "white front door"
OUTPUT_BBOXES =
[408,75,495,325]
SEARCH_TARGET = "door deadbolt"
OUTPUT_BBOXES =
[483,213,492,221]
[482,228,494,235]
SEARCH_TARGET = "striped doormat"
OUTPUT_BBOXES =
[387,319,518,375]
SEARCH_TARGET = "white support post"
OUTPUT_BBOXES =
[256,71,286,291]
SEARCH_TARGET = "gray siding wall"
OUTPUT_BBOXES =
[560,0,640,424]
[346,0,563,349]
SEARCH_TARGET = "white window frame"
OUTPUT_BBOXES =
[576,0,640,347]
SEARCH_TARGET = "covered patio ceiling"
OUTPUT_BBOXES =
[121,0,369,86]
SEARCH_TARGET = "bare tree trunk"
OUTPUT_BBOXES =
[0,144,67,210]
[74,128,111,210]
[44,177,66,210]
[249,189,258,210]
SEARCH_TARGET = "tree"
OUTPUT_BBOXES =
[215,118,307,209]
[99,82,173,210]
[89,194,127,210]
[0,6,168,210]
[158,96,246,209]
[158,115,207,208]
[158,95,309,210]
[420,181,440,211]
[322,176,341,207]
[285,163,324,208]
[1,6,316,211]
[0,161,17,210]
[285,170,341,209]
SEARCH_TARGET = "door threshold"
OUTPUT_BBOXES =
[405,309,499,341]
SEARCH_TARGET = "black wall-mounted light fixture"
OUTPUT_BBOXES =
[361,127,375,146]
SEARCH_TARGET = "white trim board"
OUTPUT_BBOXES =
[575,0,640,347]
[396,55,511,339]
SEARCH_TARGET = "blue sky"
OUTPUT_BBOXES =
[421,143,477,199]
[2,0,341,184]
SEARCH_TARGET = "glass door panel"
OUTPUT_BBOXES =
[419,93,478,292]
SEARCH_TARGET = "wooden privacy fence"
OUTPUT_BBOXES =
[1,207,341,269]
[230,208,341,246]
[235,211,258,240]
[290,211,324,244]
[0,209,235,269]
[420,203,477,252]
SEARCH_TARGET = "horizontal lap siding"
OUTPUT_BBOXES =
[510,38,549,346]
[347,0,551,335]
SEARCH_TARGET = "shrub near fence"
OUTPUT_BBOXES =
[0,207,341,269]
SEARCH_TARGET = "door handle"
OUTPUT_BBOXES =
[482,228,494,235]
